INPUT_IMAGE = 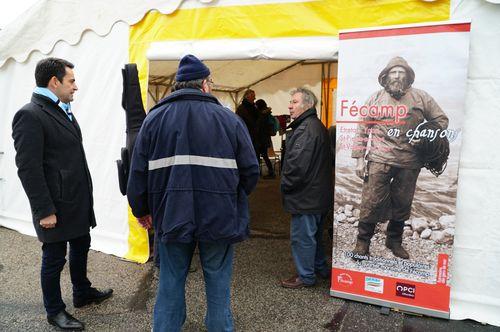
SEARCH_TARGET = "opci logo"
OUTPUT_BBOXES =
[337,273,353,286]
[396,282,416,299]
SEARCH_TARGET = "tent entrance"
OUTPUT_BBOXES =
[145,36,339,118]
[145,39,339,242]
[148,59,337,116]
[148,59,305,109]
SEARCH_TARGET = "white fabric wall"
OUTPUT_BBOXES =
[449,1,500,326]
[0,22,130,257]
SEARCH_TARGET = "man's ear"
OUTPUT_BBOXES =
[201,79,209,93]
[48,76,59,89]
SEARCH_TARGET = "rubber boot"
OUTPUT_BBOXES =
[385,220,409,259]
[352,239,370,261]
[352,222,376,260]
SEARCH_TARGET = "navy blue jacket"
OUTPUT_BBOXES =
[127,89,259,244]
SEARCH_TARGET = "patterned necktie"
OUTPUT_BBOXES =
[58,101,73,121]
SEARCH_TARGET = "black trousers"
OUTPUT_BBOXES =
[41,233,92,316]
[258,147,274,176]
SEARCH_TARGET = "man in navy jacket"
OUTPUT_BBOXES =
[127,54,259,332]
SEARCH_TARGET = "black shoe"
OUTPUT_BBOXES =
[73,288,113,308]
[47,310,84,331]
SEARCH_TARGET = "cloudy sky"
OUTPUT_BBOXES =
[0,0,38,29]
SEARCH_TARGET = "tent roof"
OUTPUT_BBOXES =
[147,37,339,62]
[150,59,303,92]
[4,0,483,69]
[0,0,322,68]
[147,37,338,92]
[0,0,219,68]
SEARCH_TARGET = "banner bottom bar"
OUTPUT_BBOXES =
[330,290,450,320]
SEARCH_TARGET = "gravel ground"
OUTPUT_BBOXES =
[0,226,339,332]
[0,177,498,331]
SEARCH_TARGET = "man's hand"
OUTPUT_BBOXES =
[137,215,152,230]
[40,214,57,228]
[355,158,366,180]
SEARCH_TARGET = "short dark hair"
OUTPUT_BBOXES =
[171,78,205,92]
[35,57,74,87]
[255,99,268,111]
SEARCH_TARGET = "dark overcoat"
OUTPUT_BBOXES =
[281,108,333,215]
[12,93,96,243]
[236,99,258,143]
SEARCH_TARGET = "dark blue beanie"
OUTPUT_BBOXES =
[175,54,210,82]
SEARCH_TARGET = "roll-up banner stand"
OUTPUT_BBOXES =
[330,21,471,319]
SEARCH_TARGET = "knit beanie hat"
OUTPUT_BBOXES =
[175,54,210,82]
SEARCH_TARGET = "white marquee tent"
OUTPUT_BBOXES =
[0,0,498,326]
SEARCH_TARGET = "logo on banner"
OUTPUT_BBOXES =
[396,282,416,299]
[364,277,384,294]
[337,273,353,286]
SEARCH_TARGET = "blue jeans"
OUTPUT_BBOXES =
[41,234,92,316]
[290,214,329,285]
[154,241,234,332]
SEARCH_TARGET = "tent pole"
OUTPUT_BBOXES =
[321,63,325,122]
[148,89,158,105]
[326,62,332,126]
[160,76,175,100]
[229,92,239,110]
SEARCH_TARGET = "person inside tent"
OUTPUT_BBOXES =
[255,98,278,179]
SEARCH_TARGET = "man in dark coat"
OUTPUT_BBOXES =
[236,89,259,153]
[12,57,113,331]
[127,54,259,332]
[280,87,333,289]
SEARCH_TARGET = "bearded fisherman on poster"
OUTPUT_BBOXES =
[349,56,449,260]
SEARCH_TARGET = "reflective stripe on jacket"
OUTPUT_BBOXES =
[127,88,259,243]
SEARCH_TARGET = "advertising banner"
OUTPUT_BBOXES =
[330,21,471,318]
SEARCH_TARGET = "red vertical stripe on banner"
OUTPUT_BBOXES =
[436,254,449,284]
